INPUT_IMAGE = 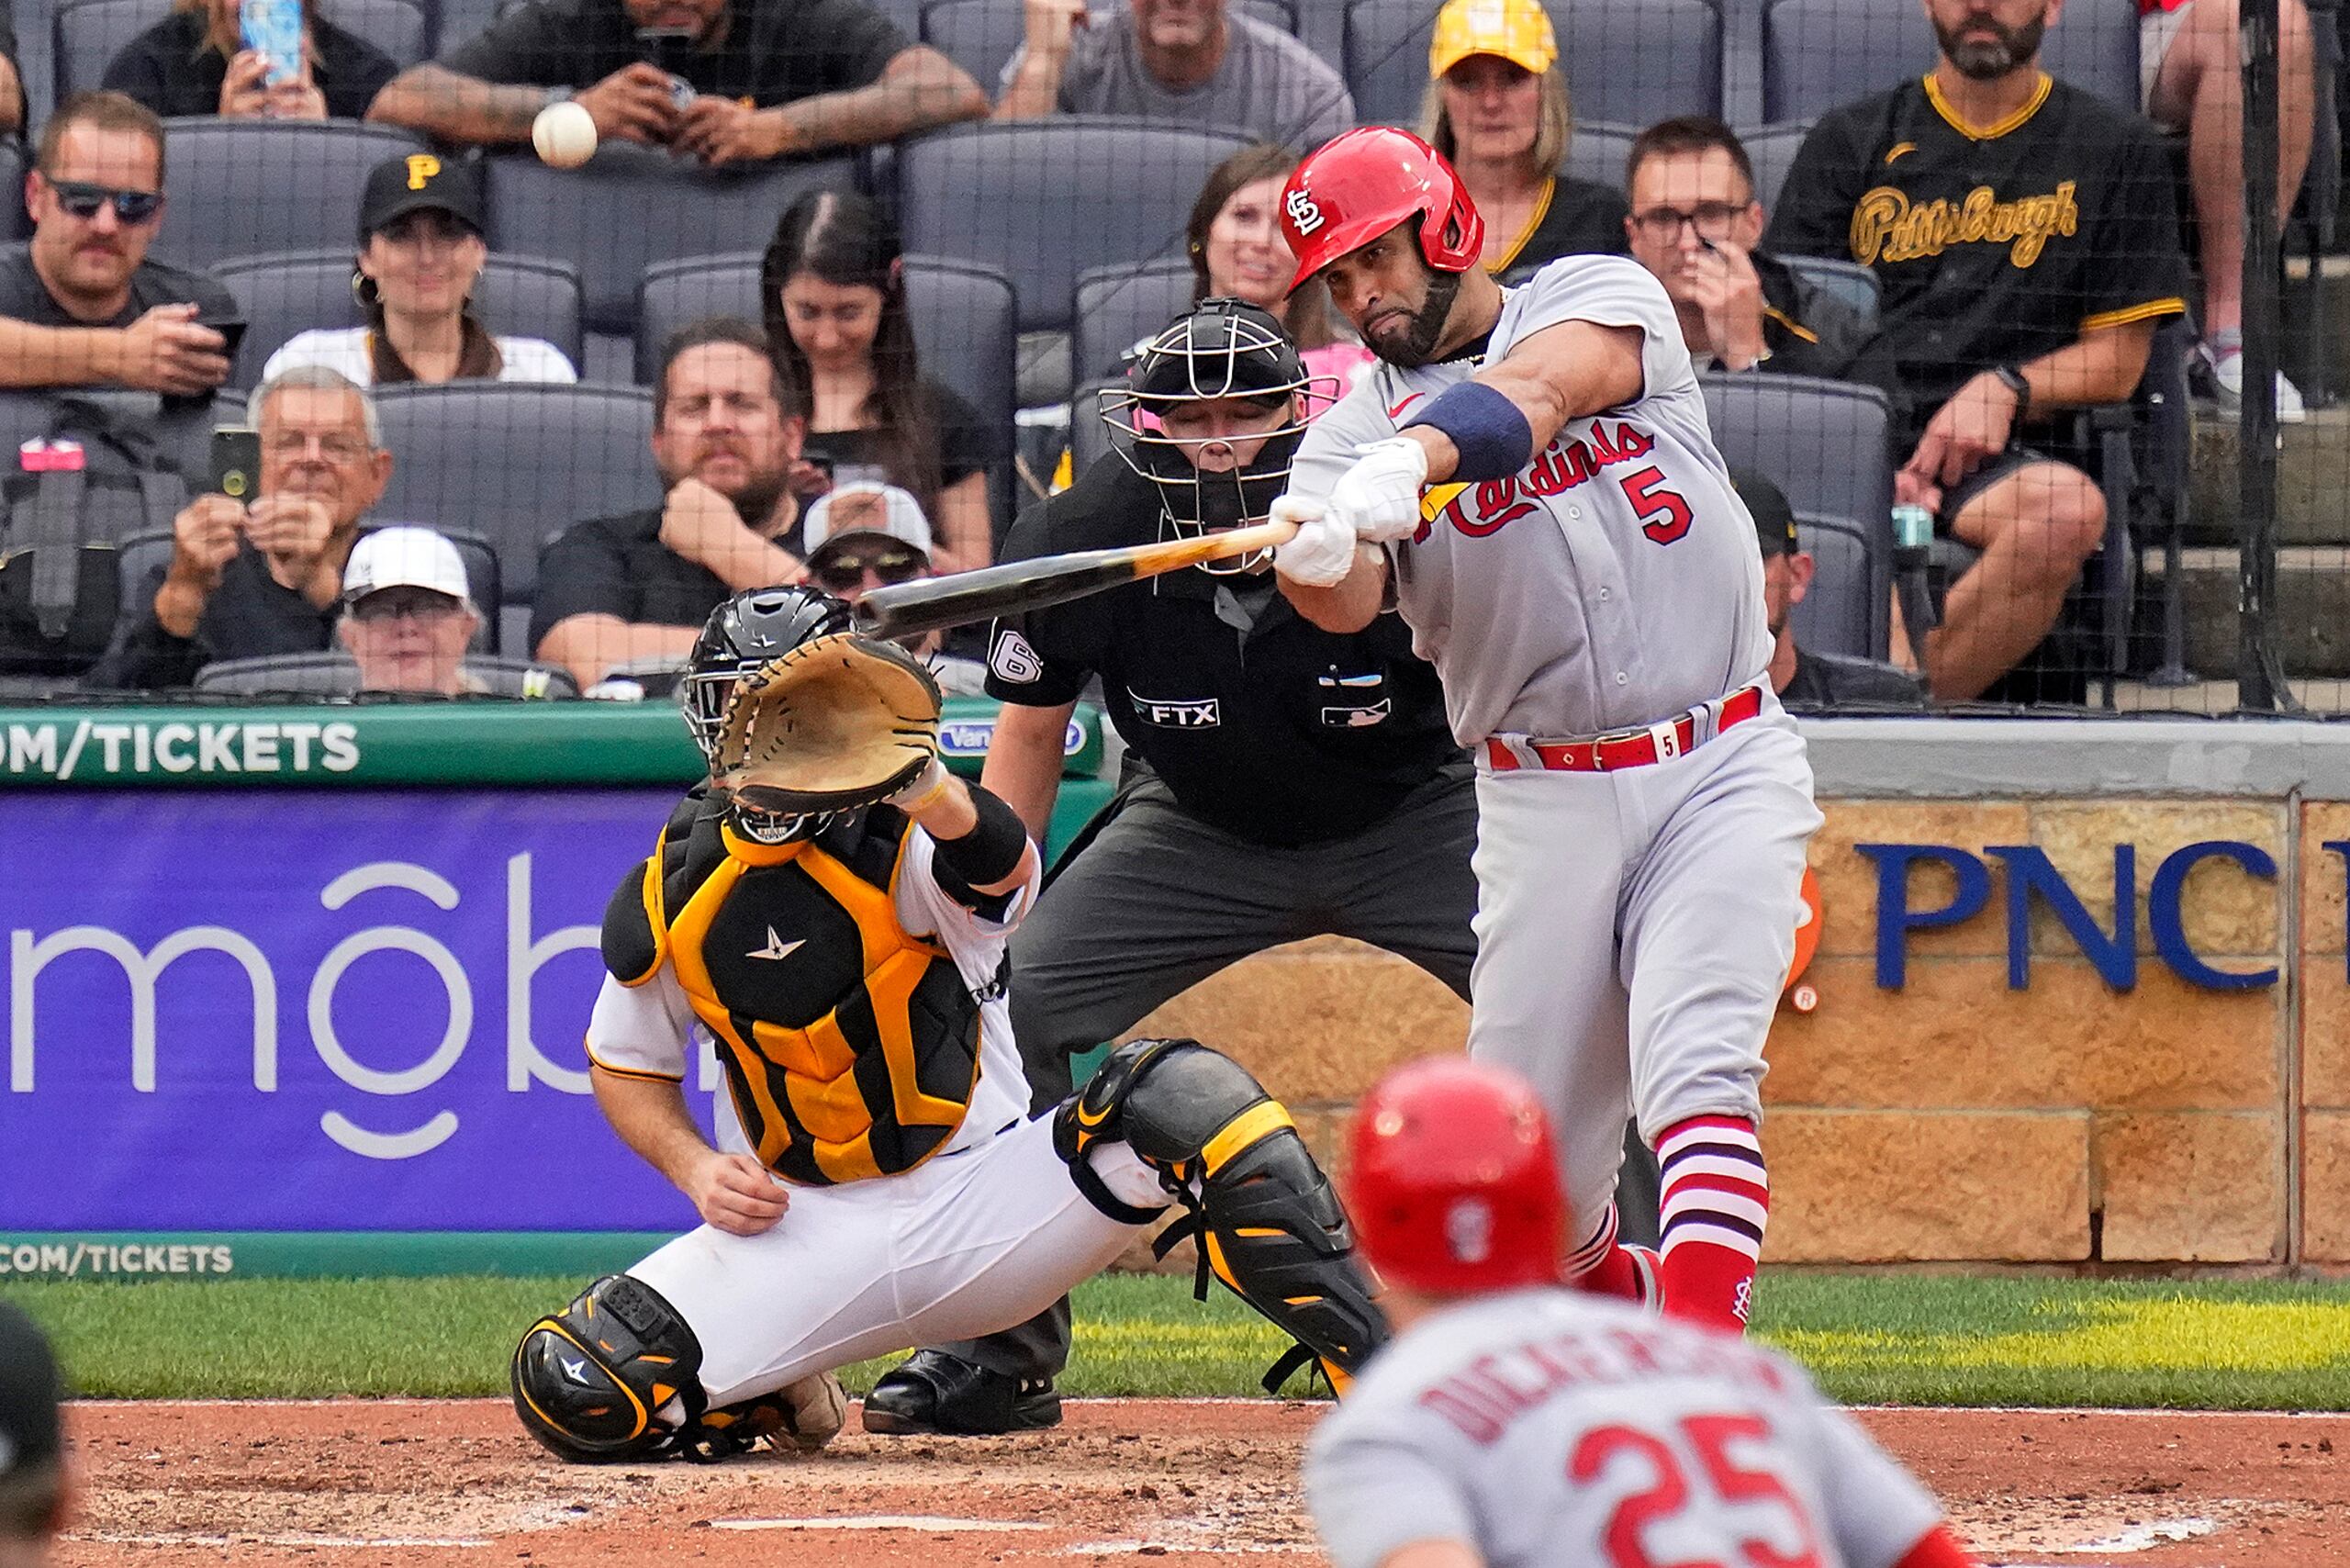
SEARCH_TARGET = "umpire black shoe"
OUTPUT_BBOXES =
[861,1350,1062,1436]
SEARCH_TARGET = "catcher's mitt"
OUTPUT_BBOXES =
[713,633,943,813]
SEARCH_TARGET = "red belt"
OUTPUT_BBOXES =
[1483,684,1765,774]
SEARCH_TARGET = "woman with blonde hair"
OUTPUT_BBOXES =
[1417,0,1625,283]
[104,0,397,119]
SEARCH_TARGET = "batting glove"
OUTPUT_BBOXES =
[1270,494,1360,588]
[1327,437,1429,543]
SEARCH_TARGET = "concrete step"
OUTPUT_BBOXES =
[2111,675,2350,714]
[2146,545,2350,678]
[2185,406,2350,547]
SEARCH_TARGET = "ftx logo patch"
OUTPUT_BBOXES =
[1128,689,1220,728]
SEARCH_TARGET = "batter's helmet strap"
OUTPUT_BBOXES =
[511,1273,708,1463]
[1280,127,1485,294]
[1054,1038,1389,1381]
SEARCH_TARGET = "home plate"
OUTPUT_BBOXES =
[710,1515,1054,1532]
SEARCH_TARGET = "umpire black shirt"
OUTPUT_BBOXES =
[441,0,907,104]
[1763,72,2187,444]
[984,456,1461,849]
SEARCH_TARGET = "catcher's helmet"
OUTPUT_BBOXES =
[1280,128,1484,294]
[1101,298,1320,574]
[1347,1058,1566,1295]
[681,586,853,767]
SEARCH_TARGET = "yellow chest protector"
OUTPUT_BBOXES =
[603,801,986,1186]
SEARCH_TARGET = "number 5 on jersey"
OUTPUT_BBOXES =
[1621,467,1694,545]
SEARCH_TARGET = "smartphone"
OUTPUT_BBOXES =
[240,0,304,87]
[208,427,262,500]
[202,316,248,367]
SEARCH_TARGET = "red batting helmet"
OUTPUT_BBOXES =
[1346,1058,1566,1294]
[1279,127,1485,295]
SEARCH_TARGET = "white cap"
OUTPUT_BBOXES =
[342,526,474,608]
[801,482,934,559]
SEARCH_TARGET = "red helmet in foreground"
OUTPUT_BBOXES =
[1280,127,1486,295]
[1347,1058,1566,1294]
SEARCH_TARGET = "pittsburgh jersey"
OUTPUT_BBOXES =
[1763,73,2188,440]
[1306,1287,1946,1568]
[1290,255,1771,745]
[587,800,1036,1184]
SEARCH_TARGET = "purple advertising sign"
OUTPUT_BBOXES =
[1,790,711,1232]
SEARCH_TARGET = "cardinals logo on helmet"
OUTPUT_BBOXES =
[1284,186,1326,235]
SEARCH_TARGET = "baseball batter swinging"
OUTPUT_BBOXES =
[1271,128,1823,1333]
[508,586,1383,1462]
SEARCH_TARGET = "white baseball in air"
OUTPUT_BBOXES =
[532,101,598,169]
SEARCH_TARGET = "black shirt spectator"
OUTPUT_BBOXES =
[442,0,904,106]
[102,9,398,119]
[527,506,733,655]
[800,380,997,513]
[1740,252,1875,379]
[986,456,1460,848]
[1493,177,1628,283]
[0,241,235,331]
[92,547,338,687]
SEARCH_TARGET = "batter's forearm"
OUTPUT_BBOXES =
[1281,545,1387,633]
[1476,321,1646,453]
[591,1067,712,1189]
[367,64,550,143]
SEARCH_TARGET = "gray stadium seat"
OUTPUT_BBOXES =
[212,249,586,388]
[153,119,428,269]
[1344,0,1721,133]
[1761,0,2139,121]
[1561,120,1637,195]
[55,0,429,100]
[1071,261,1194,387]
[368,384,661,641]
[1777,253,1879,321]
[0,141,28,243]
[192,652,575,696]
[1742,118,1810,217]
[921,0,1294,93]
[0,384,247,484]
[1699,372,1894,661]
[483,144,858,334]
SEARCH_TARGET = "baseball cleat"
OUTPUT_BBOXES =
[861,1350,1062,1436]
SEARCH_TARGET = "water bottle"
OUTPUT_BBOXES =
[1891,501,1937,637]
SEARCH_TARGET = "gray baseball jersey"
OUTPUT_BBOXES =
[1306,1288,1944,1568]
[1290,255,1773,745]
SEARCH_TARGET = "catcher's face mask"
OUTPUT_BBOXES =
[1102,299,1329,575]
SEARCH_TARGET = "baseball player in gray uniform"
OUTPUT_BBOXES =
[1270,127,1822,1334]
[1310,1058,1978,1568]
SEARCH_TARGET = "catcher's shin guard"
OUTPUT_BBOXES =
[512,1274,708,1462]
[1055,1037,1387,1390]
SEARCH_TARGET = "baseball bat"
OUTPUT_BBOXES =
[851,515,1301,639]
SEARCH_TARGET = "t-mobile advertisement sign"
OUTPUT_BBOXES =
[0,790,712,1232]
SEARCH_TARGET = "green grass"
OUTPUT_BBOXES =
[11,1271,2350,1408]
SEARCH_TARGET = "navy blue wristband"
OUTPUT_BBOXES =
[1401,381,1534,482]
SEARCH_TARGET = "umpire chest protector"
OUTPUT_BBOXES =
[604,804,984,1185]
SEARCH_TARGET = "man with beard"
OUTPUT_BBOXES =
[1764,0,2188,705]
[856,298,1477,1438]
[532,319,811,689]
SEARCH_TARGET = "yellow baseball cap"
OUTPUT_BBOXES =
[1428,0,1559,79]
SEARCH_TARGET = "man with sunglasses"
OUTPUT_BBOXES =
[1622,117,1871,380]
[800,480,988,694]
[0,91,236,395]
[91,365,393,688]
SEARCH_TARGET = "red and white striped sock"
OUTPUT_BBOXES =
[1561,1204,1658,1306]
[1656,1115,1768,1334]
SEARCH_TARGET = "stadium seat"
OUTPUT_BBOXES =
[368,384,661,646]
[212,249,586,388]
[1343,0,1721,133]
[54,0,430,100]
[1561,120,1637,196]
[1777,253,1879,321]
[1067,379,1129,479]
[1070,260,1194,388]
[1742,118,1810,217]
[0,386,247,486]
[1699,372,1894,661]
[484,144,858,334]
[630,253,761,384]
[1761,0,2138,121]
[921,0,1296,92]
[0,141,28,243]
[152,119,429,269]
[191,651,574,695]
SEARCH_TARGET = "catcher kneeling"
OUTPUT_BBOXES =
[512,586,1387,1462]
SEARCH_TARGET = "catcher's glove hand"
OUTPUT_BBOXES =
[714,633,944,813]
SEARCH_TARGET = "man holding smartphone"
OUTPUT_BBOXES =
[0,92,239,395]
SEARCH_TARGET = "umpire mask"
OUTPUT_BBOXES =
[1102,299,1325,575]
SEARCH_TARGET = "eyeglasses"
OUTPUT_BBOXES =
[263,430,373,463]
[1629,202,1748,244]
[349,586,464,623]
[44,178,162,225]
[811,544,926,593]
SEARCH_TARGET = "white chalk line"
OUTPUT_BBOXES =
[76,1529,493,1549]
[711,1516,1053,1532]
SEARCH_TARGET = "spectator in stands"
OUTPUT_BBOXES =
[263,154,576,386]
[2142,0,2316,420]
[762,190,993,575]
[1418,0,1623,281]
[0,93,237,394]
[368,0,986,163]
[1733,470,1923,712]
[802,481,988,693]
[0,1301,67,1568]
[336,525,486,695]
[532,319,808,689]
[1623,117,1871,377]
[0,17,28,135]
[90,365,392,689]
[103,0,399,120]
[994,0,1350,150]
[1764,0,2187,704]
[1187,144,1372,399]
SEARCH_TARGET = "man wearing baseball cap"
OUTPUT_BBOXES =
[799,482,987,694]
[337,525,485,696]
[0,1300,68,1567]
[1733,470,1922,714]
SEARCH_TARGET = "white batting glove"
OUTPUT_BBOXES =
[1270,494,1360,588]
[1327,437,1429,543]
